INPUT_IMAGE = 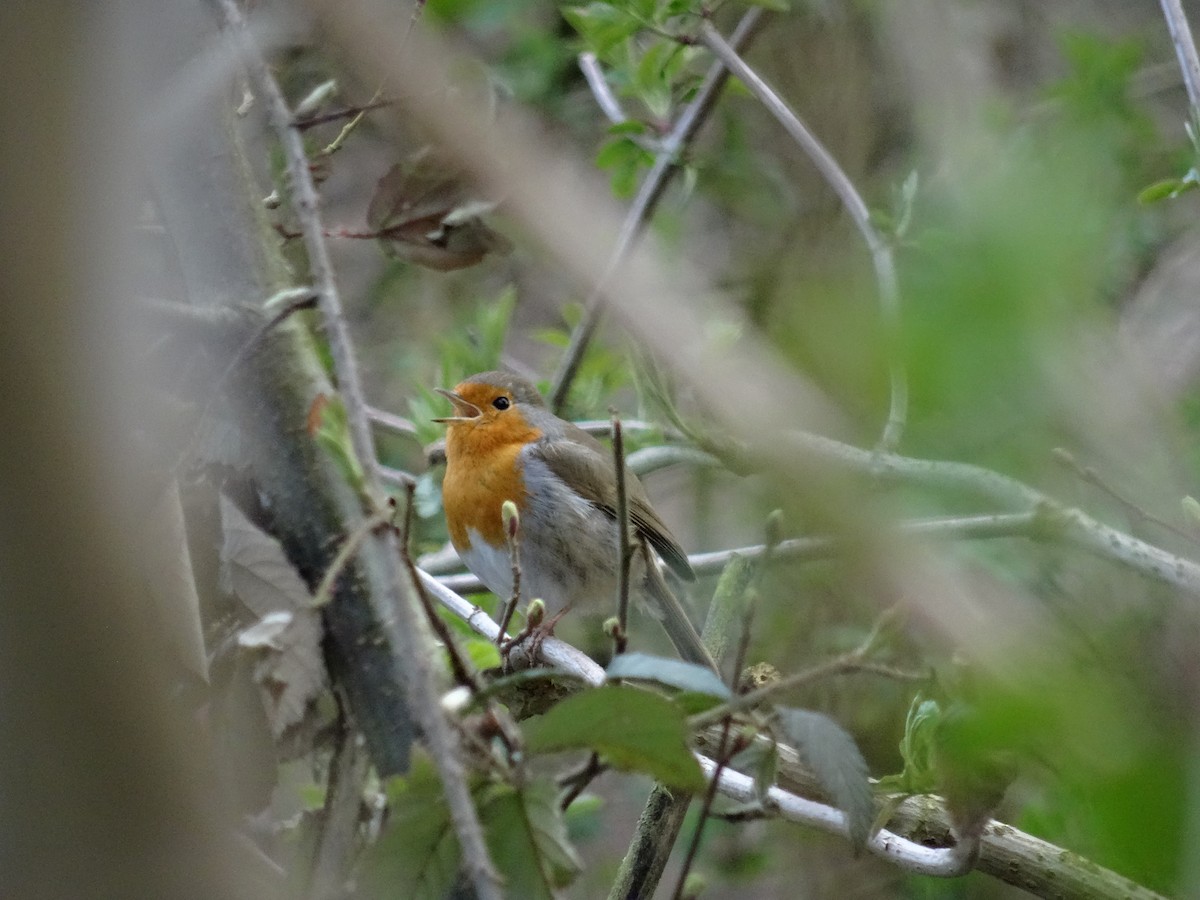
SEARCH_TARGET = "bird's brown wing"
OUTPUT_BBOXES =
[534,429,696,582]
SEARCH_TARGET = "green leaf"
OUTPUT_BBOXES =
[479,779,582,897]
[523,685,706,791]
[776,708,874,851]
[606,652,732,700]
[1137,177,1188,204]
[607,119,648,136]
[361,754,460,900]
[562,3,640,57]
[363,760,582,899]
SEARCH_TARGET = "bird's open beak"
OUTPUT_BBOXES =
[432,388,483,423]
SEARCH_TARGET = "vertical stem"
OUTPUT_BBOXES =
[612,413,633,654]
[699,21,907,451]
[1160,0,1200,122]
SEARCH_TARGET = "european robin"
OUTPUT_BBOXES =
[435,370,713,667]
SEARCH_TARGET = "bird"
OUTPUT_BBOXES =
[435,370,714,668]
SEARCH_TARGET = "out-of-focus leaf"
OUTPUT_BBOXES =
[523,685,705,792]
[219,494,314,616]
[776,708,873,852]
[364,759,581,899]
[219,495,326,737]
[362,754,460,900]
[606,652,732,699]
[479,779,582,897]
[308,392,366,495]
[367,155,510,271]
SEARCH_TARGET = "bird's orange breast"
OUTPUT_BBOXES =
[442,412,542,550]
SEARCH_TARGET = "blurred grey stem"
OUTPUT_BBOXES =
[579,52,629,125]
[210,2,502,897]
[1159,0,1200,121]
[608,553,757,899]
[699,21,907,452]
[548,8,766,414]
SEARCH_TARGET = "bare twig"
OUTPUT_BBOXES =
[294,98,393,130]
[548,9,766,413]
[612,413,633,654]
[439,512,1041,594]
[699,20,906,451]
[670,719,733,900]
[622,433,1200,596]
[579,52,628,125]
[558,752,605,811]
[1053,447,1198,545]
[366,404,419,437]
[1159,0,1200,122]
[311,503,398,608]
[212,4,500,896]
[690,641,922,732]
[496,501,523,644]
[400,484,480,693]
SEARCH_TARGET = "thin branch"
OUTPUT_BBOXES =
[700,757,977,878]
[311,504,398,608]
[1159,0,1200,122]
[579,52,628,126]
[624,433,1200,596]
[1053,447,1198,545]
[496,502,523,644]
[670,719,733,900]
[691,636,921,732]
[294,98,393,130]
[399,484,480,692]
[366,404,419,438]
[421,565,1160,897]
[612,413,633,654]
[699,20,906,451]
[548,9,766,413]
[438,512,1041,594]
[212,4,500,896]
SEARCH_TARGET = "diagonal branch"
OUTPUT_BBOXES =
[548,9,767,413]
[210,4,501,897]
[699,20,907,451]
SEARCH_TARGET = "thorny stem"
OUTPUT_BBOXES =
[699,21,907,452]
[548,9,766,413]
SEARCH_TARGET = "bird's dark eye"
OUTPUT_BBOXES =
[492,396,511,410]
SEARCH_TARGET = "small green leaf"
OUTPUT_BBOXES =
[776,708,874,852]
[607,119,648,136]
[1137,178,1187,205]
[606,652,732,699]
[524,685,706,791]
[479,779,582,897]
[562,3,640,56]
[596,135,639,170]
